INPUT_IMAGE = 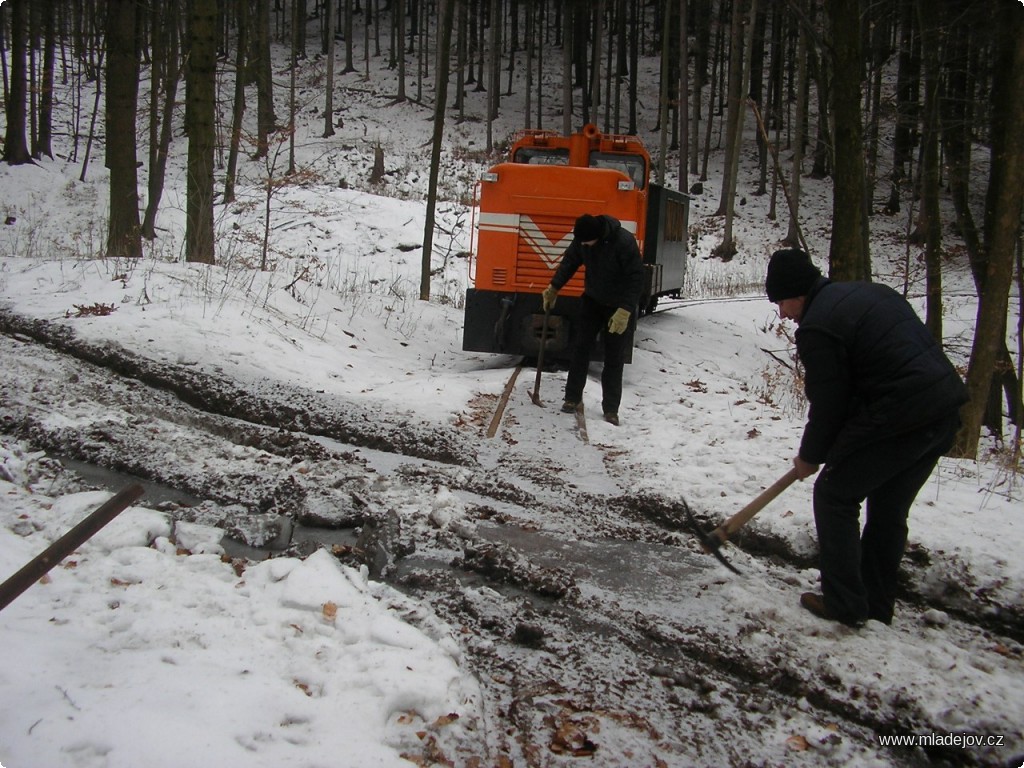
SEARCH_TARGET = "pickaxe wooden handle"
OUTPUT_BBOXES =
[710,466,800,545]
[685,467,800,574]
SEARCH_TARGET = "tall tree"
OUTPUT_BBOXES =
[784,4,809,249]
[343,0,358,74]
[143,0,181,238]
[561,2,573,136]
[421,0,456,301]
[324,0,337,137]
[885,0,919,214]
[255,0,275,158]
[916,0,943,339]
[714,0,757,260]
[224,0,248,204]
[105,0,142,259]
[395,0,408,101]
[713,0,744,222]
[677,0,688,193]
[32,0,56,160]
[185,0,218,264]
[955,4,1024,458]
[825,0,869,280]
[3,0,32,164]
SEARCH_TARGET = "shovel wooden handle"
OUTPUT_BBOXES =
[0,483,145,612]
[713,467,800,542]
[530,309,551,406]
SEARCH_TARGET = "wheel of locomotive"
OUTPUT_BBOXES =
[644,295,659,315]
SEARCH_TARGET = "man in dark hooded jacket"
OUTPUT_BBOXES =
[765,248,967,626]
[542,214,644,426]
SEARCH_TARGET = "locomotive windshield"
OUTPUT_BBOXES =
[589,152,647,188]
[513,147,569,165]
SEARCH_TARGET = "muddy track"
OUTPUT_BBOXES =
[2,313,1022,765]
[0,308,472,466]
[4,308,1020,640]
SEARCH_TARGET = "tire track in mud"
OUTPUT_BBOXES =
[2,313,1022,766]
[0,308,472,466]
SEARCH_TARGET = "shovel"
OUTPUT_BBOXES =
[685,467,800,574]
[530,308,551,406]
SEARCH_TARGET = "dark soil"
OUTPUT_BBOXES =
[2,310,1020,767]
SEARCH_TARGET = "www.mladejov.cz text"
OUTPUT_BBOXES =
[877,732,1006,748]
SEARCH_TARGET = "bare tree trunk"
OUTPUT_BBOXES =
[256,0,275,158]
[3,0,32,164]
[396,0,407,100]
[106,0,142,259]
[324,0,337,137]
[627,0,638,134]
[224,0,247,205]
[589,0,603,120]
[144,0,181,237]
[489,0,501,119]
[825,0,869,280]
[536,0,544,129]
[32,0,55,160]
[916,0,942,340]
[656,0,670,184]
[784,4,808,248]
[690,0,708,178]
[524,0,533,128]
[713,0,743,218]
[421,0,456,301]
[562,2,572,136]
[186,0,218,265]
[955,5,1024,458]
[678,0,688,193]
[700,4,724,182]
[344,0,357,73]
[289,0,298,175]
[714,0,756,261]
[885,0,919,215]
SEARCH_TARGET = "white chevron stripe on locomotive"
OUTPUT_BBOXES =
[519,217,573,268]
[477,213,639,270]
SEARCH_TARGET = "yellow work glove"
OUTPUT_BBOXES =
[607,307,631,334]
[541,285,558,313]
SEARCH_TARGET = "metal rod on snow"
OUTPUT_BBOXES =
[0,483,145,612]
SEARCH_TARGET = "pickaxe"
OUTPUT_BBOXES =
[529,308,552,407]
[685,467,800,574]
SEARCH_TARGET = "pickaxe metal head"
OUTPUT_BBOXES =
[682,502,741,575]
[681,468,800,576]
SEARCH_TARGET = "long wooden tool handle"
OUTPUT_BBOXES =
[720,467,800,539]
[532,309,551,401]
[0,483,145,612]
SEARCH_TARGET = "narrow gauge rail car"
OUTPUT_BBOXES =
[462,123,689,362]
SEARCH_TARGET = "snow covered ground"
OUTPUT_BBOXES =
[2,9,1023,768]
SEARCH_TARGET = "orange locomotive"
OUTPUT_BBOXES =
[463,123,688,361]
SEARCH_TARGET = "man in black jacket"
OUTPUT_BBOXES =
[765,248,968,626]
[542,214,644,426]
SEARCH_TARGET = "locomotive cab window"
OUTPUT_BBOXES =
[513,147,570,165]
[589,152,646,189]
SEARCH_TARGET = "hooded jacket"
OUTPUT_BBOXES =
[550,215,644,311]
[795,277,968,465]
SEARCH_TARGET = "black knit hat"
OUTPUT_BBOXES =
[765,248,821,302]
[573,214,603,242]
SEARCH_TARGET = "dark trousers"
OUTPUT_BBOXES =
[812,411,960,625]
[564,294,630,414]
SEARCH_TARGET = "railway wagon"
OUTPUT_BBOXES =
[462,123,689,362]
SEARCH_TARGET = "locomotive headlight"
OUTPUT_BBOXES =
[617,180,635,191]
[481,172,499,182]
